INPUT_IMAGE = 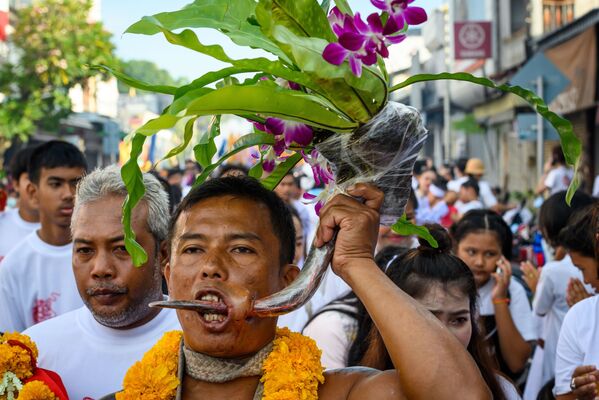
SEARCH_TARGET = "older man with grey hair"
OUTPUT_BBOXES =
[23,166,180,400]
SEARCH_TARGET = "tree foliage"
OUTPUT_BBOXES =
[0,0,117,139]
[117,60,185,93]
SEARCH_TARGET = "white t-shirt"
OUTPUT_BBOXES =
[302,303,359,369]
[0,231,82,332]
[455,199,484,215]
[0,208,40,262]
[554,295,599,395]
[447,176,468,192]
[478,180,498,208]
[532,255,590,387]
[544,166,574,195]
[23,306,181,400]
[478,278,536,342]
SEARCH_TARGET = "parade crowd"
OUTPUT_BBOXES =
[1,140,598,400]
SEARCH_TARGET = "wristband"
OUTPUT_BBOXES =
[493,298,510,305]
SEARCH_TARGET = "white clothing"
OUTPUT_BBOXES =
[554,295,599,395]
[23,306,180,400]
[544,166,573,195]
[498,374,523,400]
[0,231,82,332]
[0,208,40,261]
[306,269,351,317]
[302,303,358,369]
[532,256,589,388]
[292,199,315,243]
[447,176,468,192]
[478,278,536,342]
[478,180,498,208]
[455,199,484,215]
[416,201,448,224]
[592,175,599,197]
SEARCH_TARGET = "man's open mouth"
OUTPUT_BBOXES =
[195,290,230,325]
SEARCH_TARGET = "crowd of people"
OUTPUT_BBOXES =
[0,139,597,400]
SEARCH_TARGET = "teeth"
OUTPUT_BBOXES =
[200,294,221,303]
[202,313,225,322]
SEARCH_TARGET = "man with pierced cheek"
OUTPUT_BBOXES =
[105,176,491,400]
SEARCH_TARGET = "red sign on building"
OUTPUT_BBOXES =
[0,0,8,42]
[454,21,492,60]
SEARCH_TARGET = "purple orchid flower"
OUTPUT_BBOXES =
[302,149,335,187]
[253,118,313,156]
[323,11,406,77]
[370,0,428,34]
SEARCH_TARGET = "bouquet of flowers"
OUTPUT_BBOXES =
[102,0,581,266]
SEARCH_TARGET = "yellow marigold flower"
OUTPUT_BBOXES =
[17,380,56,400]
[1,332,39,359]
[117,331,182,400]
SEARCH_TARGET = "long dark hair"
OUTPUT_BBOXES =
[348,225,508,400]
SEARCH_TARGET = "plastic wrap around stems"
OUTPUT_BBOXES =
[150,102,428,317]
[251,102,428,317]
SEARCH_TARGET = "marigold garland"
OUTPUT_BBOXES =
[117,328,325,400]
[16,380,57,400]
[0,332,56,400]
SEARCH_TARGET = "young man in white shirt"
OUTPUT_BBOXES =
[0,146,40,261]
[23,166,180,400]
[0,140,87,332]
[455,178,483,217]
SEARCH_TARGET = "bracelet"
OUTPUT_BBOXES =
[493,298,510,305]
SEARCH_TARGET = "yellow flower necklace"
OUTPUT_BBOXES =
[0,332,63,400]
[117,327,325,400]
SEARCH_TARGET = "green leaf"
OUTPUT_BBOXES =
[126,1,291,63]
[391,215,438,248]
[261,152,303,190]
[391,72,582,202]
[160,117,198,161]
[194,115,221,168]
[121,134,149,267]
[270,26,387,121]
[92,65,178,95]
[194,131,276,185]
[135,114,181,136]
[266,0,336,42]
[333,0,353,16]
[249,160,264,179]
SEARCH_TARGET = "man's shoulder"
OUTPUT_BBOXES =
[0,233,37,271]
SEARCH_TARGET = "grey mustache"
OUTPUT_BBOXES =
[86,285,127,296]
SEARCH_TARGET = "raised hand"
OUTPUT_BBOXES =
[314,183,383,280]
[491,256,512,301]
[566,278,593,307]
[569,365,599,399]
[521,261,540,294]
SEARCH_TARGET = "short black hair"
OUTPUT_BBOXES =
[455,157,469,174]
[28,140,87,184]
[559,205,596,258]
[461,178,480,196]
[216,163,249,178]
[538,191,594,247]
[167,167,183,178]
[169,176,295,265]
[9,146,38,182]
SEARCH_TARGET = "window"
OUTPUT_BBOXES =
[543,0,575,33]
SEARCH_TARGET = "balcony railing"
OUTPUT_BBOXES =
[543,0,575,33]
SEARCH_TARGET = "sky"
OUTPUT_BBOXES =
[101,0,446,82]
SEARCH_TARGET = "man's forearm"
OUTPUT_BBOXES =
[341,260,491,400]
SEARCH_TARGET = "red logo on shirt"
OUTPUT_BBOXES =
[32,292,60,324]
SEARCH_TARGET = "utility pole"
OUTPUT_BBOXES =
[443,1,453,163]
[536,76,544,179]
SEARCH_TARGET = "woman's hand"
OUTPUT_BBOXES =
[566,278,593,307]
[521,261,540,294]
[492,256,512,301]
[569,365,599,399]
